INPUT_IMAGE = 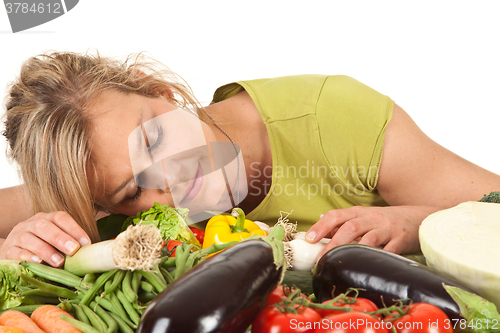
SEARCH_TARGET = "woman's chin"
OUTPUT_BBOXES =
[182,174,229,214]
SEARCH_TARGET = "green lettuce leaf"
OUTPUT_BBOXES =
[123,203,200,248]
[444,284,500,333]
[0,260,38,310]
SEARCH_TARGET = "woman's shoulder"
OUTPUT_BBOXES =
[211,74,370,104]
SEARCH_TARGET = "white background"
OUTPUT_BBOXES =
[0,1,499,190]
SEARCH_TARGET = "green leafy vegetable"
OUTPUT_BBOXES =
[478,191,500,203]
[444,284,500,333]
[123,203,200,248]
[0,260,39,310]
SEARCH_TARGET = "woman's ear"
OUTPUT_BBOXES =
[130,69,175,99]
[159,87,175,100]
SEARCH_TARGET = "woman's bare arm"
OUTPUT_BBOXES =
[377,104,500,206]
[0,185,32,239]
[307,104,500,254]
[0,185,91,266]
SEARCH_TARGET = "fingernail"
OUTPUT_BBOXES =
[306,231,316,242]
[79,237,91,247]
[51,253,64,266]
[65,240,79,253]
[31,255,42,263]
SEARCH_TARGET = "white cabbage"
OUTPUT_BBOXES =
[419,201,500,308]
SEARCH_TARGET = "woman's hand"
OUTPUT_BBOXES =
[0,211,91,267]
[305,205,440,256]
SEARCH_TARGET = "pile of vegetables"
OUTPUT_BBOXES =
[2,197,500,333]
[0,227,235,332]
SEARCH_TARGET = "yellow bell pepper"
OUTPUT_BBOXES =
[202,208,267,249]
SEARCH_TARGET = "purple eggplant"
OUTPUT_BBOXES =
[137,239,282,333]
[313,245,474,320]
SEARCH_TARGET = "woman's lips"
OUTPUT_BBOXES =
[182,163,203,203]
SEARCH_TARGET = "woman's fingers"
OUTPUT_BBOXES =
[315,218,379,257]
[308,205,426,256]
[3,245,42,264]
[8,231,66,266]
[0,211,92,267]
[306,207,360,242]
[30,211,91,249]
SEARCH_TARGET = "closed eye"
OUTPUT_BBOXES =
[147,124,164,153]
[129,186,143,203]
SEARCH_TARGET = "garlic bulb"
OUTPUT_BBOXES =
[285,232,330,271]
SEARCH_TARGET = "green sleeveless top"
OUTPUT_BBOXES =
[212,75,394,231]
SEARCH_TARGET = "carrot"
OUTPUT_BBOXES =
[0,327,26,333]
[30,305,82,333]
[0,311,44,333]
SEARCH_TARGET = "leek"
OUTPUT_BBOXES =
[419,201,500,308]
[65,224,163,276]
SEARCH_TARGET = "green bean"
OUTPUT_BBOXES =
[82,273,96,289]
[105,293,134,328]
[94,296,116,313]
[174,243,194,280]
[80,269,118,306]
[108,312,135,333]
[153,263,167,285]
[20,288,60,298]
[159,266,173,284]
[139,280,154,293]
[83,273,97,284]
[138,270,166,293]
[161,256,176,268]
[184,250,199,272]
[116,289,140,326]
[72,304,91,325]
[104,270,126,295]
[23,294,61,305]
[16,284,36,293]
[197,240,239,257]
[20,261,82,287]
[91,302,119,333]
[173,242,185,267]
[59,300,73,312]
[0,304,43,315]
[81,304,108,333]
[131,270,142,295]
[122,270,137,303]
[138,291,157,304]
[104,280,112,292]
[61,315,101,333]
[20,273,78,299]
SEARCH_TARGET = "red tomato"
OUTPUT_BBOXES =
[263,285,287,308]
[389,303,453,333]
[251,305,322,333]
[263,285,312,310]
[166,240,182,257]
[314,312,390,333]
[315,297,379,318]
[189,226,205,244]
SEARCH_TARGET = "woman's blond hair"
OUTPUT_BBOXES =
[3,51,202,242]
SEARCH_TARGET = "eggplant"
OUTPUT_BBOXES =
[137,239,282,333]
[313,245,474,320]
